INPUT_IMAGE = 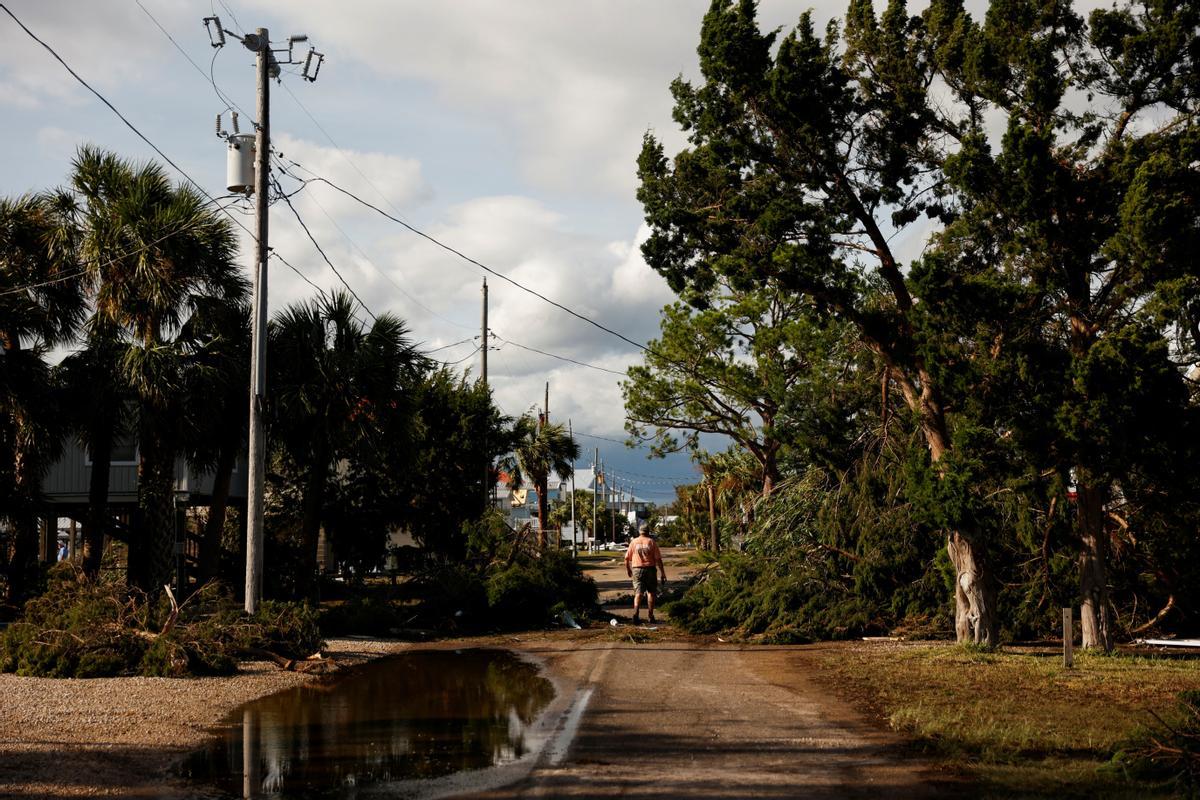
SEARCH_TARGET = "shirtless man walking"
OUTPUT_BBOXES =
[624,523,667,623]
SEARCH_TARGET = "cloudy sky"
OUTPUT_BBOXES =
[0,0,855,501]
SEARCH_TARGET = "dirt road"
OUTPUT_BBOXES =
[458,547,955,798]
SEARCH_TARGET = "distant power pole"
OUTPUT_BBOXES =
[592,451,599,550]
[569,419,577,557]
[480,278,489,509]
[480,278,488,385]
[206,17,323,614]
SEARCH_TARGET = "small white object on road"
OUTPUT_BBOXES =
[609,618,619,627]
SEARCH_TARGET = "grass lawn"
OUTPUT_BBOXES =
[809,642,1200,798]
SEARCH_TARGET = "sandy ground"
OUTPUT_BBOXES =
[0,548,957,798]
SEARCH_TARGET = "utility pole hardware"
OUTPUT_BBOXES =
[206,16,323,614]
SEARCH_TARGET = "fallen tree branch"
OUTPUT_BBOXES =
[1131,595,1176,636]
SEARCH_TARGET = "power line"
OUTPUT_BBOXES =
[0,3,257,244]
[277,79,415,228]
[271,156,474,332]
[0,207,244,299]
[442,344,483,367]
[134,0,245,119]
[489,331,628,377]
[276,159,650,353]
[269,251,328,299]
[425,336,477,353]
[271,175,377,322]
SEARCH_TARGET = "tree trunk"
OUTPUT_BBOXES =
[921,399,999,645]
[537,476,549,550]
[197,440,238,587]
[5,512,38,605]
[1077,479,1112,651]
[5,430,40,604]
[135,424,177,595]
[707,482,718,552]
[946,530,999,646]
[298,455,328,601]
[82,425,113,580]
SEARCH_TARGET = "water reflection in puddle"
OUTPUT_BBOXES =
[183,649,555,798]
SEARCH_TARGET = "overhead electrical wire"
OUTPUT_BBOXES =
[488,331,628,377]
[424,337,477,353]
[271,174,377,322]
[270,155,475,332]
[442,344,483,367]
[278,80,416,227]
[0,3,258,244]
[0,206,247,299]
[276,159,650,353]
[134,0,245,120]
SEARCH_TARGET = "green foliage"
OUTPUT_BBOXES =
[320,596,410,637]
[398,370,515,559]
[406,530,598,632]
[486,551,598,628]
[0,565,321,678]
[669,453,948,642]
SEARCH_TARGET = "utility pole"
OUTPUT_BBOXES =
[244,27,270,615]
[611,476,617,542]
[480,278,489,511]
[480,278,488,385]
[569,419,577,557]
[592,448,598,552]
[208,16,323,614]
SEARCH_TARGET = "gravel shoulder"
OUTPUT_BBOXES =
[0,637,412,799]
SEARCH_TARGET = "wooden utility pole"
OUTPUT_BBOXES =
[569,419,577,556]
[592,448,599,551]
[244,27,270,614]
[480,278,488,385]
[480,278,489,510]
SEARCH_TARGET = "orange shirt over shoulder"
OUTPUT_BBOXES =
[624,535,663,569]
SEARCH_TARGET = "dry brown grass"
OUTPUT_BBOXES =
[808,641,1200,798]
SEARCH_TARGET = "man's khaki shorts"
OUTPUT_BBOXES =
[632,566,658,596]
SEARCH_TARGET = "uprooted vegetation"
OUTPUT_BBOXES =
[0,564,322,678]
[667,464,947,643]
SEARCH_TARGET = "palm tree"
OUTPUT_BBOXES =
[57,322,130,579]
[71,147,247,594]
[0,191,85,601]
[179,297,250,587]
[269,290,424,599]
[505,415,580,549]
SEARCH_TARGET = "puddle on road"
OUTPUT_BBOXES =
[182,649,554,799]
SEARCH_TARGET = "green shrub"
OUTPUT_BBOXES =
[320,596,409,637]
[486,550,597,629]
